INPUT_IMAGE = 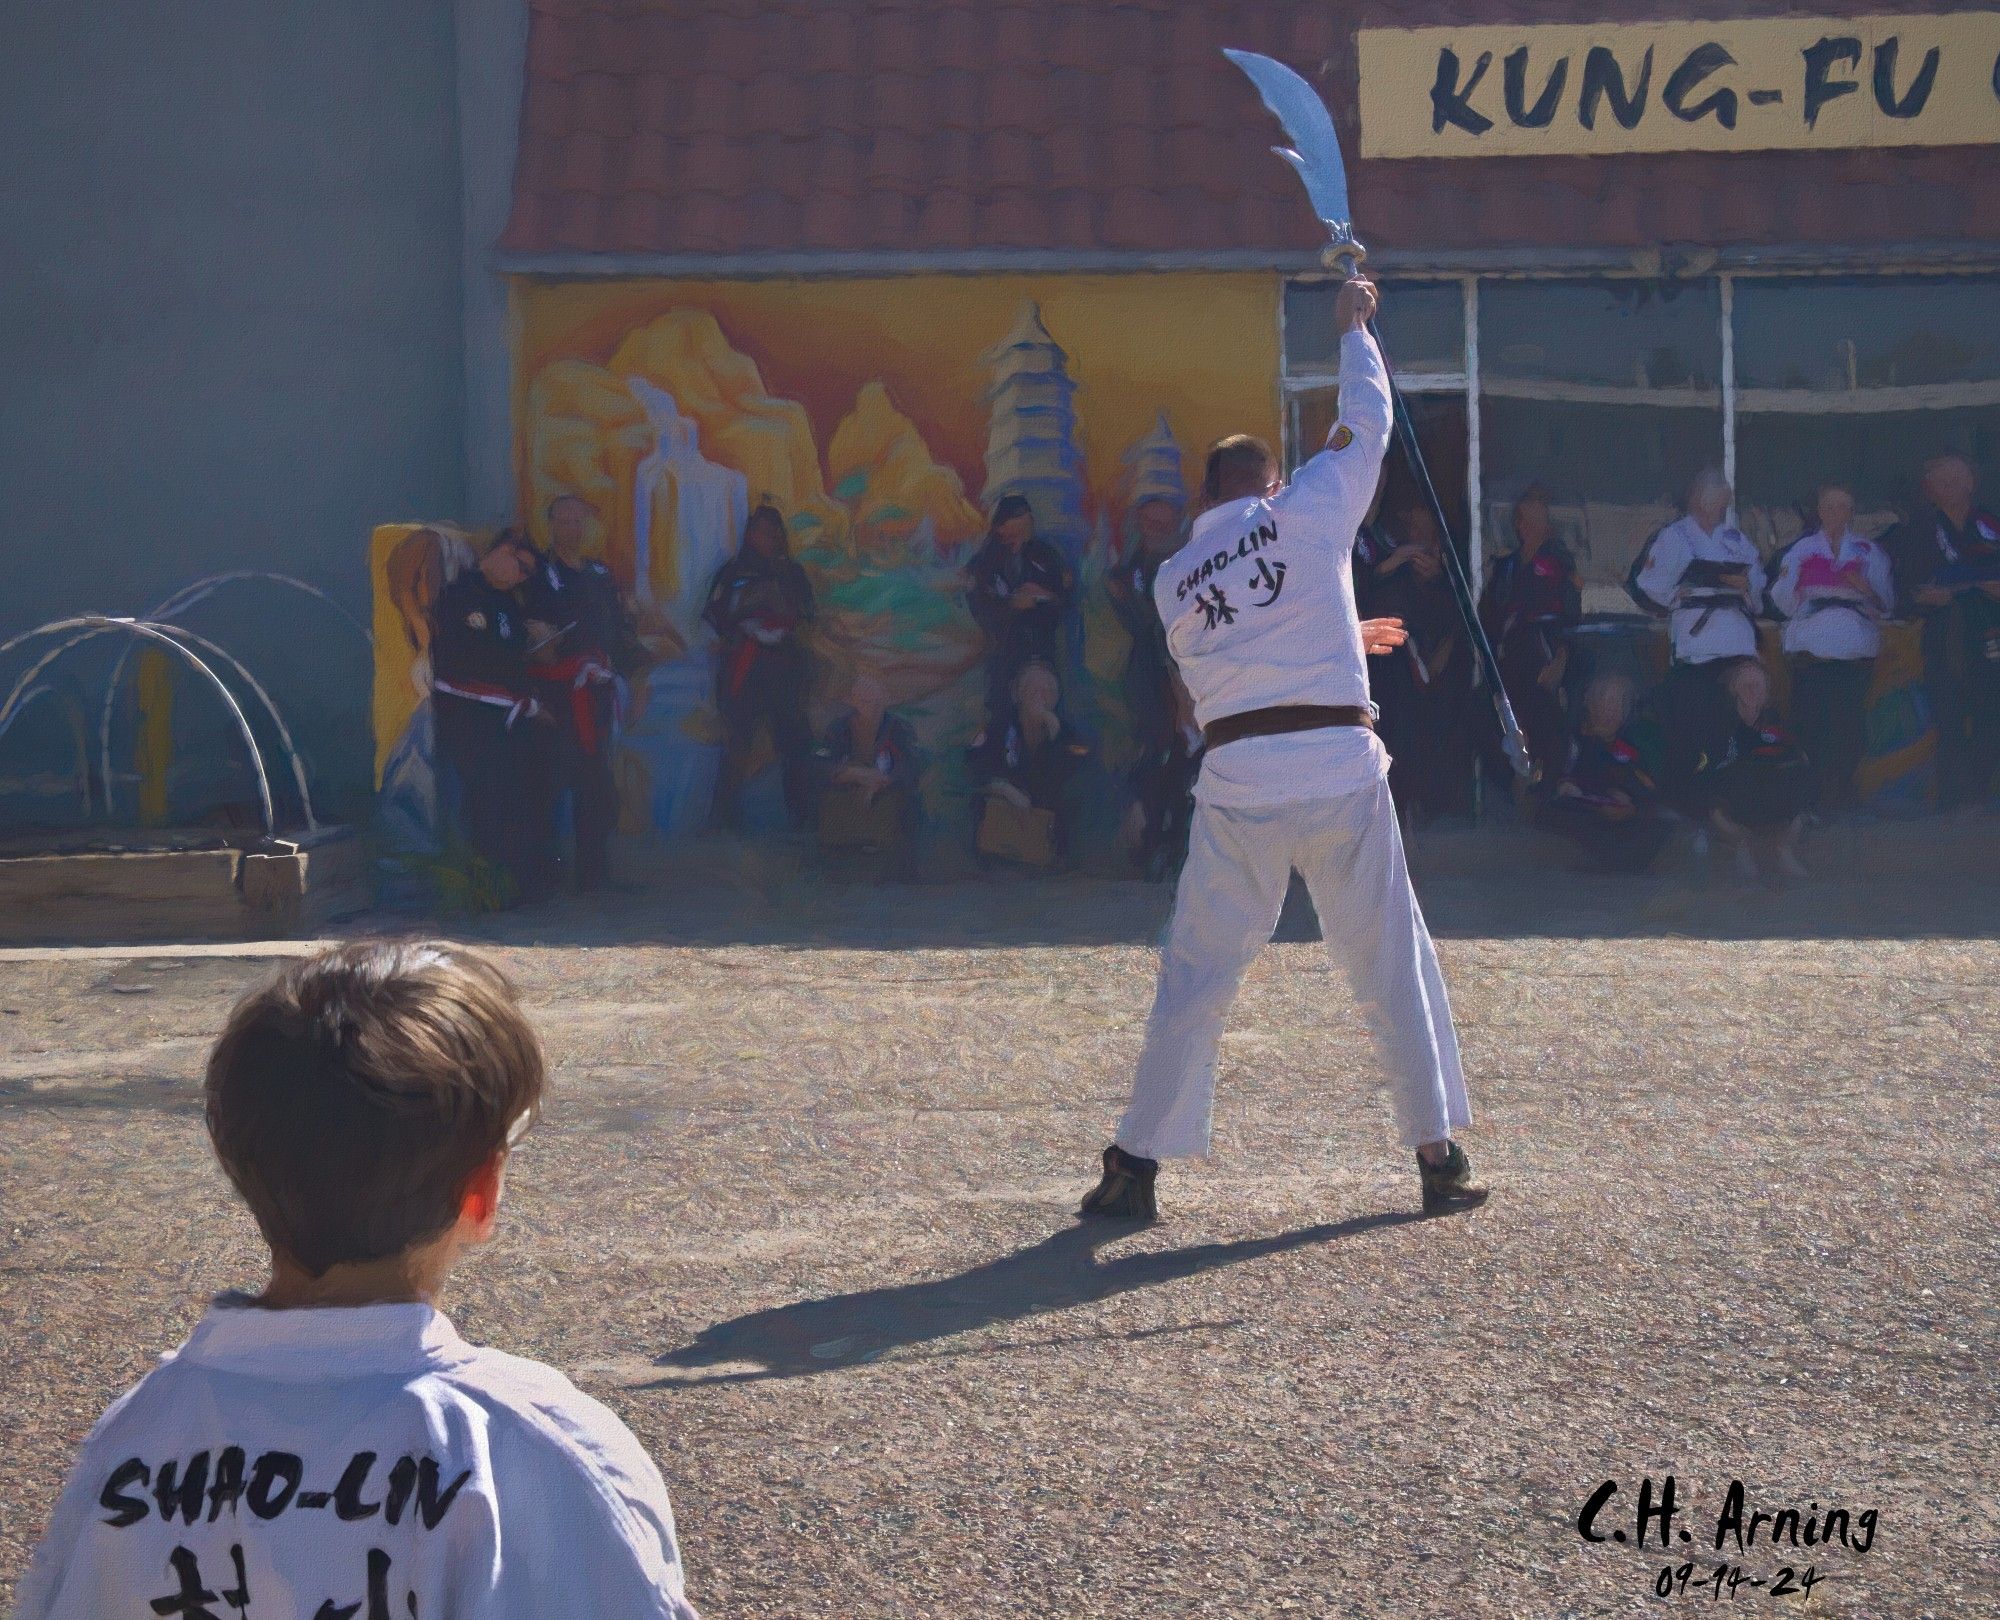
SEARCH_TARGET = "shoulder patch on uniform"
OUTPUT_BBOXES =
[466,611,487,630]
[1329,424,1355,451]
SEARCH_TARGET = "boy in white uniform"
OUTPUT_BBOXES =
[1080,278,1486,1222]
[13,941,700,1620]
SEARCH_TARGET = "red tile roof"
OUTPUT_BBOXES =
[502,0,2000,265]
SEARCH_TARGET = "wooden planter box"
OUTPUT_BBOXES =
[0,827,370,944]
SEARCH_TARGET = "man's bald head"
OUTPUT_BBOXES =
[1201,436,1278,507]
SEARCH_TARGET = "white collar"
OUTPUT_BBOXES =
[170,1293,475,1382]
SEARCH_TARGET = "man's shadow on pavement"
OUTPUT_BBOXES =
[646,1208,1429,1386]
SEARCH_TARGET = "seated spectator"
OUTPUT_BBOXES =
[970,661,1092,867]
[1480,484,1582,786]
[1769,482,1894,816]
[1360,498,1474,823]
[1538,673,1676,873]
[815,672,921,878]
[11,942,699,1620]
[1699,659,1812,882]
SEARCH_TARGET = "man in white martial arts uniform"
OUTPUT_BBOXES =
[1080,276,1486,1222]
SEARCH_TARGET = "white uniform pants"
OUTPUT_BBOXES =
[1116,779,1471,1160]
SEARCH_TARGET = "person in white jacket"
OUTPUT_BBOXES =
[1769,482,1895,813]
[12,942,700,1620]
[1634,469,1769,799]
[1079,277,1486,1222]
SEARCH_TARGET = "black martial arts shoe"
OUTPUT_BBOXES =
[1078,1144,1159,1222]
[1417,1141,1489,1214]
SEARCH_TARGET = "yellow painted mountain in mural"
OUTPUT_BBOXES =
[608,310,840,532]
[525,308,989,589]
[827,382,984,560]
[523,360,650,570]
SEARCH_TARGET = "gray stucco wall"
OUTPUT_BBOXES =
[0,1,470,805]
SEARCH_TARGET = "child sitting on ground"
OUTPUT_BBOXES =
[13,940,699,1620]
[1539,672,1678,874]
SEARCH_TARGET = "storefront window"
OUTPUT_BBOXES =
[1733,273,2000,549]
[1283,280,1468,536]
[1284,278,1463,379]
[1478,277,1722,613]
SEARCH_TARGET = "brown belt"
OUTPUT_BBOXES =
[1202,703,1374,751]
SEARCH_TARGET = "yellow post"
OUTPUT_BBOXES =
[134,647,173,825]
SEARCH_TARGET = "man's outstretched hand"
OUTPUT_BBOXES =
[1361,617,1407,656]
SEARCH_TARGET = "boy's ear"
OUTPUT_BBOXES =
[458,1151,508,1239]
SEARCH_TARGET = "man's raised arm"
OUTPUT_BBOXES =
[1280,278,1390,545]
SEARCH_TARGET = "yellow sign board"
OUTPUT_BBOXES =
[1359,14,2000,157]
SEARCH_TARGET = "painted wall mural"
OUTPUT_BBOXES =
[489,272,1279,843]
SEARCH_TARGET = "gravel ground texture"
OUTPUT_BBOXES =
[2,824,1996,1618]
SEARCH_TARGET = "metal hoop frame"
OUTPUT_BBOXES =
[0,617,278,833]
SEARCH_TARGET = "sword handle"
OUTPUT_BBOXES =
[1321,231,1367,279]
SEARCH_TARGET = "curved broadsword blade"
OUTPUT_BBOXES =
[1221,48,1358,255]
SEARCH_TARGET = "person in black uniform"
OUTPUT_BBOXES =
[1480,484,1581,787]
[1359,498,1475,822]
[964,494,1075,718]
[1884,453,2000,810]
[969,660,1092,863]
[522,494,645,889]
[1121,721,1204,881]
[814,672,922,879]
[1538,673,1677,873]
[1106,494,1184,753]
[1699,659,1812,882]
[429,529,556,902]
[703,503,818,831]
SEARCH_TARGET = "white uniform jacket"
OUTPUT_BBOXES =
[1635,514,1766,664]
[1770,529,1894,661]
[13,1297,699,1620]
[1154,328,1394,807]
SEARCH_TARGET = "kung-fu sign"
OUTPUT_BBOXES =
[1358,14,2000,157]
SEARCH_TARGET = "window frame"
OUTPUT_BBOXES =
[1278,263,2000,604]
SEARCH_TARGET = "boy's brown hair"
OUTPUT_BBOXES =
[205,941,544,1277]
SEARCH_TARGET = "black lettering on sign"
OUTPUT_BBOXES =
[1579,45,1654,131]
[101,1458,152,1527]
[246,1451,303,1519]
[1803,36,1863,128]
[1504,47,1568,129]
[1431,47,1495,134]
[153,1453,210,1528]
[206,1447,246,1523]
[1664,43,1739,128]
[1873,38,1940,119]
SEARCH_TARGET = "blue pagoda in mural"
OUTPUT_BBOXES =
[981,301,1090,564]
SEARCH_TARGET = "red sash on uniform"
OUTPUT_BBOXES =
[539,655,615,754]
